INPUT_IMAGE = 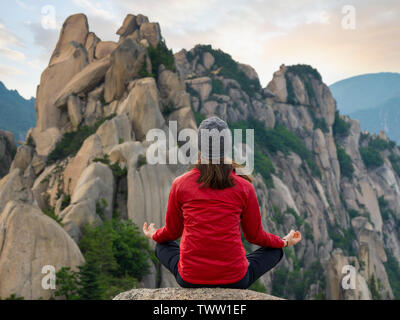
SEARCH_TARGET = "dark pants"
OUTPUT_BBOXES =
[155,241,283,289]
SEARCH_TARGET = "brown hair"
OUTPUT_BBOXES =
[195,160,252,190]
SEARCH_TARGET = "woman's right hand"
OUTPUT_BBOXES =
[143,222,157,240]
[283,229,302,246]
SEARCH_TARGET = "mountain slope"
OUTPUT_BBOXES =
[0,81,36,141]
[1,13,400,300]
[330,72,400,144]
[351,96,400,143]
[330,72,400,114]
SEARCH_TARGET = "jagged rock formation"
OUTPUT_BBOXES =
[1,13,400,300]
[114,288,283,300]
[174,48,400,300]
[0,12,194,299]
[0,130,16,178]
[0,201,84,300]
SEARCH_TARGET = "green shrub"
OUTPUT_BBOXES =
[285,207,302,223]
[93,154,127,179]
[285,64,322,106]
[360,146,384,169]
[187,45,261,97]
[211,78,226,95]
[185,84,200,99]
[271,261,325,300]
[389,154,400,177]
[378,196,395,222]
[368,274,382,300]
[359,135,394,170]
[60,194,71,211]
[193,112,206,127]
[249,280,267,293]
[47,114,116,164]
[313,118,329,133]
[314,292,326,300]
[54,267,80,300]
[95,198,108,220]
[286,64,322,82]
[285,72,297,105]
[231,118,320,182]
[26,135,35,147]
[136,154,147,169]
[108,219,154,278]
[147,40,176,78]
[384,251,400,299]
[359,132,369,144]
[332,111,350,138]
[327,223,357,256]
[271,267,288,297]
[230,119,275,187]
[42,207,63,226]
[336,144,354,178]
[161,104,175,117]
[264,124,321,178]
[138,58,154,78]
[272,205,284,224]
[308,105,329,133]
[55,219,153,300]
[254,150,275,187]
[369,137,394,152]
[348,209,361,219]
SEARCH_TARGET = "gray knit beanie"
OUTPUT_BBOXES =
[198,116,232,160]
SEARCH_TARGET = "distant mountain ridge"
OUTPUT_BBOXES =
[330,72,400,143]
[0,81,36,141]
[351,96,400,143]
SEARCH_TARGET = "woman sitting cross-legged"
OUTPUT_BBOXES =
[143,116,302,289]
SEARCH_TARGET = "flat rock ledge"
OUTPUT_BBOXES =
[113,288,284,300]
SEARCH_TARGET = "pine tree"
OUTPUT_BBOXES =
[78,254,102,300]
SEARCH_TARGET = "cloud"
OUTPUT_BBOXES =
[0,63,24,76]
[71,0,120,41]
[254,1,400,85]
[3,0,400,99]
[0,47,25,62]
[108,0,400,86]
[16,0,35,11]
[0,20,26,65]
[73,0,116,21]
[26,58,46,70]
[0,21,23,47]
[28,22,59,64]
[29,22,58,51]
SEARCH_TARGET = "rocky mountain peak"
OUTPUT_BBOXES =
[1,13,400,301]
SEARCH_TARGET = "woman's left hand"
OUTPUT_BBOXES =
[143,222,157,240]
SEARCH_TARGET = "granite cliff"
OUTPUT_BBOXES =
[0,13,399,300]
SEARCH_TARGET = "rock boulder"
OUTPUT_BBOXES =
[0,201,84,300]
[114,288,283,300]
[104,38,147,103]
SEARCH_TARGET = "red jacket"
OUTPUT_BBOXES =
[153,167,285,284]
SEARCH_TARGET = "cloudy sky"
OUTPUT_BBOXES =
[0,0,399,99]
